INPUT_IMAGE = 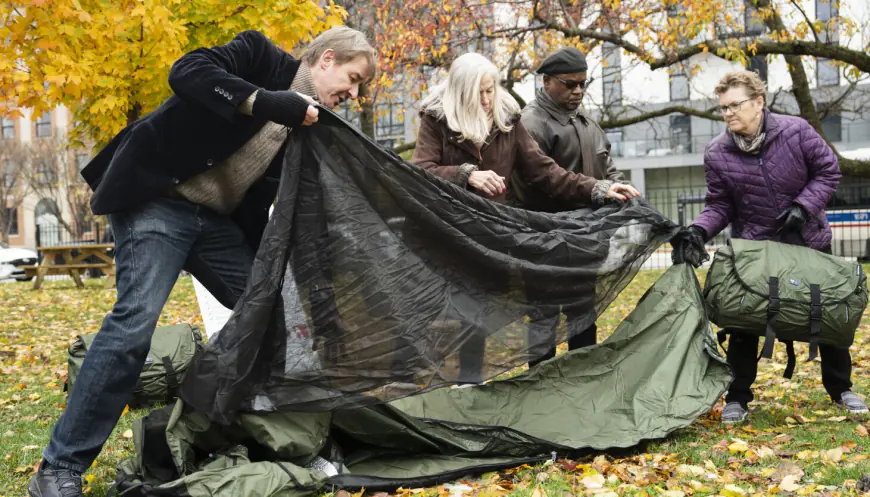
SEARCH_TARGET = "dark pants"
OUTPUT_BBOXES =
[528,320,597,369]
[724,332,853,408]
[42,197,255,473]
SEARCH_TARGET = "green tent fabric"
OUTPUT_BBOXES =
[113,265,732,496]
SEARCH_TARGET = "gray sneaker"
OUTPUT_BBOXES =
[836,391,869,414]
[721,402,748,424]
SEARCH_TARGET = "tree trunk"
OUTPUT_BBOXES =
[359,83,376,139]
[127,101,142,126]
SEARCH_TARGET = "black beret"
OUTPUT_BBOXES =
[537,47,588,75]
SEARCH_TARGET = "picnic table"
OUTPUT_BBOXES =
[21,243,116,290]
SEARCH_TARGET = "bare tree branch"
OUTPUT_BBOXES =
[599,105,721,128]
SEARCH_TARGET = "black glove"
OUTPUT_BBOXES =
[670,225,710,268]
[251,90,311,128]
[776,204,806,236]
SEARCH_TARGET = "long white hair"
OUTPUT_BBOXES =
[420,53,520,146]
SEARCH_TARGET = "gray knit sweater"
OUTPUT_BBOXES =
[175,63,317,214]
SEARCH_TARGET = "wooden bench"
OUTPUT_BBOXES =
[24,244,116,290]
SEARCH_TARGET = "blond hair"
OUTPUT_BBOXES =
[419,53,519,146]
[715,71,767,105]
[302,26,377,82]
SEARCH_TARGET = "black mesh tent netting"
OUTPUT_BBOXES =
[179,109,680,422]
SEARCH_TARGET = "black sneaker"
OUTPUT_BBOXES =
[28,461,83,497]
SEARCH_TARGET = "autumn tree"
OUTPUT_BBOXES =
[329,0,485,148]
[0,1,345,149]
[0,141,31,244]
[367,0,869,174]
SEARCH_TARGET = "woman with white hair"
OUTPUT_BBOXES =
[413,52,636,204]
[412,53,637,382]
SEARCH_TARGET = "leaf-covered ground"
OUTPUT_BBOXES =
[1,271,869,497]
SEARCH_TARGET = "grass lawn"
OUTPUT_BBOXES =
[1,270,869,497]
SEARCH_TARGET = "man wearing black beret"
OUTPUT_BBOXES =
[516,46,640,367]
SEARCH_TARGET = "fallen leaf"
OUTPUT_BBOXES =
[661,492,685,497]
[580,474,605,489]
[856,424,869,437]
[785,416,798,425]
[728,440,749,453]
[825,416,847,422]
[531,486,546,497]
[677,464,706,477]
[720,484,747,496]
[780,474,801,492]
[771,461,804,482]
[796,450,815,460]
[755,446,776,459]
[773,434,794,444]
[821,448,843,464]
[688,480,709,491]
[122,429,133,439]
[334,491,351,497]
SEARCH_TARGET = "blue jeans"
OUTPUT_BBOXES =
[43,197,255,472]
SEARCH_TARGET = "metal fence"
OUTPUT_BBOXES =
[35,222,110,250]
[26,188,870,277]
[641,186,870,270]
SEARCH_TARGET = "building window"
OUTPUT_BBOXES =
[336,103,361,127]
[817,59,839,87]
[748,55,768,82]
[34,156,56,186]
[35,112,52,138]
[4,160,16,188]
[375,102,404,140]
[1,117,14,139]
[744,1,765,35]
[670,115,692,153]
[4,208,18,236]
[822,114,842,142]
[669,68,690,101]
[815,0,839,87]
[602,42,622,107]
[606,130,623,158]
[75,152,90,171]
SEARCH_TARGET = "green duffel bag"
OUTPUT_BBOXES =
[703,238,868,378]
[66,324,204,408]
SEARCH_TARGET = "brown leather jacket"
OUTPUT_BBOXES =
[411,111,602,205]
[517,88,626,212]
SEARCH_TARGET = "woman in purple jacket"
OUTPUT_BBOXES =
[671,71,867,424]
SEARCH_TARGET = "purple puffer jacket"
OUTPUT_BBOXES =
[693,111,840,250]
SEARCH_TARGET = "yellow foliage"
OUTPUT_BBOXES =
[0,0,345,149]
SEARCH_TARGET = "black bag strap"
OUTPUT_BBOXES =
[161,356,179,402]
[809,283,822,362]
[783,340,796,379]
[760,277,780,360]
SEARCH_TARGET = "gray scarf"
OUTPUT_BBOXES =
[729,113,766,155]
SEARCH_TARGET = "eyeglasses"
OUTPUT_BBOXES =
[717,98,754,115]
[553,76,594,90]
